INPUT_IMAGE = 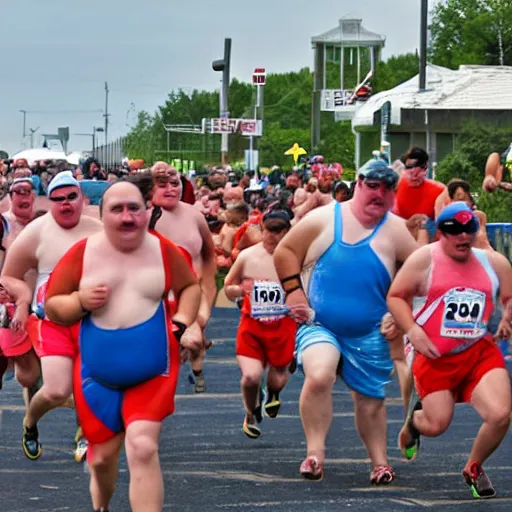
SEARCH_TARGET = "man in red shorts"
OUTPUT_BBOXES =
[2,171,102,460]
[44,181,200,512]
[387,202,512,499]
[224,207,296,438]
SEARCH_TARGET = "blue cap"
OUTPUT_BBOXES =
[357,158,399,188]
[47,171,80,197]
[436,201,480,232]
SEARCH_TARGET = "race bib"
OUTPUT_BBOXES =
[441,287,487,340]
[250,281,288,320]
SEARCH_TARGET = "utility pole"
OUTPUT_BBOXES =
[104,81,110,168]
[29,127,39,149]
[20,110,27,140]
[419,0,428,92]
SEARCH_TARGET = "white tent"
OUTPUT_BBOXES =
[10,148,72,166]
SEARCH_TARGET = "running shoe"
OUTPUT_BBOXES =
[398,400,422,461]
[22,423,42,460]
[370,465,395,485]
[300,456,324,481]
[74,431,88,463]
[463,462,496,499]
[264,389,281,418]
[253,387,264,423]
[242,413,261,439]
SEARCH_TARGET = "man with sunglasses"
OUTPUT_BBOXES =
[1,171,102,461]
[394,147,446,241]
[387,202,512,499]
[274,159,418,484]
[150,163,217,393]
[224,207,296,439]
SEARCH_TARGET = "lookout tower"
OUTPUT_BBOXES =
[311,18,386,149]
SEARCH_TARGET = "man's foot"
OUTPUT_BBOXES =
[264,388,281,418]
[370,465,395,485]
[22,423,42,460]
[242,413,261,439]
[398,399,422,460]
[74,435,88,463]
[462,462,496,499]
[300,456,324,481]
[192,370,206,393]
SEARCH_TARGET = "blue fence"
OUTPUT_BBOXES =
[486,223,512,263]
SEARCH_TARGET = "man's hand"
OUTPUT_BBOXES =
[381,312,400,341]
[483,175,498,193]
[495,318,512,342]
[240,278,254,295]
[78,284,110,311]
[286,288,314,324]
[406,324,441,359]
[11,304,28,332]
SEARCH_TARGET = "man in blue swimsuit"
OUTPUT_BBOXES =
[274,159,418,484]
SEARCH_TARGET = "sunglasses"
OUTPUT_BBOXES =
[405,163,426,170]
[155,177,181,188]
[438,221,478,236]
[49,191,79,203]
[11,188,32,196]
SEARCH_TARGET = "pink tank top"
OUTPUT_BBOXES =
[415,243,497,355]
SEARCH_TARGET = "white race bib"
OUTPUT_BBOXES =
[441,288,487,340]
[250,281,288,320]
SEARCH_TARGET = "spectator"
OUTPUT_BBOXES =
[334,181,350,202]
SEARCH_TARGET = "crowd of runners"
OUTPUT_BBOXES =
[0,145,510,511]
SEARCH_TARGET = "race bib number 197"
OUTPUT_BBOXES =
[250,281,288,320]
[441,287,487,340]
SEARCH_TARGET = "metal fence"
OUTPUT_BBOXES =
[94,137,126,169]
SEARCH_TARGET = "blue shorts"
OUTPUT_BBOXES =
[295,324,393,400]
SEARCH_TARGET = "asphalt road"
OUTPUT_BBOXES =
[0,308,511,512]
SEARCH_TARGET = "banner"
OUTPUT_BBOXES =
[210,118,262,136]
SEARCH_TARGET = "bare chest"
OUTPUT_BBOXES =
[243,249,279,282]
[157,211,203,260]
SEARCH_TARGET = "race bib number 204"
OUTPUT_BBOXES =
[250,281,288,320]
[441,287,487,340]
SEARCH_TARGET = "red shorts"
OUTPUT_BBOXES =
[73,326,180,445]
[28,314,79,359]
[236,315,296,368]
[0,327,32,358]
[413,338,506,403]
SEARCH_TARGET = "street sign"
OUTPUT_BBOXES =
[321,90,355,111]
[208,118,262,136]
[252,68,266,86]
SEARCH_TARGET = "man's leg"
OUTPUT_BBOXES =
[125,420,163,512]
[13,351,41,410]
[300,343,339,465]
[181,321,207,393]
[237,355,265,437]
[388,334,413,418]
[466,368,511,470]
[352,392,388,468]
[89,434,123,511]
[25,355,73,427]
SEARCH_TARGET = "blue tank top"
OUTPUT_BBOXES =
[308,202,391,339]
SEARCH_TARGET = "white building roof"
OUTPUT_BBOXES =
[352,64,512,128]
[312,19,385,48]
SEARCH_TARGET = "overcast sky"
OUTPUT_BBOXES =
[1,0,434,156]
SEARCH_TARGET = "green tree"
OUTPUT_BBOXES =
[430,0,512,68]
[435,120,512,221]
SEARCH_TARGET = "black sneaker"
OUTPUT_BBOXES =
[463,462,496,499]
[264,389,281,418]
[22,423,42,460]
[252,387,264,423]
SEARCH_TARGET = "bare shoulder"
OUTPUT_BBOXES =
[486,249,511,272]
[80,215,103,230]
[300,201,335,226]
[403,243,432,269]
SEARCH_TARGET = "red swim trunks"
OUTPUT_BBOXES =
[236,314,296,368]
[413,337,506,403]
[27,314,79,359]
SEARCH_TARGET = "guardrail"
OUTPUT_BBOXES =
[486,223,512,263]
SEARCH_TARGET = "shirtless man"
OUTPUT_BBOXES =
[273,159,418,484]
[151,163,217,392]
[224,207,296,438]
[482,144,512,193]
[1,171,102,460]
[292,174,335,224]
[45,181,200,512]
[388,202,511,499]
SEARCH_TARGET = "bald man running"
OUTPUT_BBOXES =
[150,163,217,392]
[1,171,102,460]
[45,181,200,512]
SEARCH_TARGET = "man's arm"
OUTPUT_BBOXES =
[196,213,218,326]
[488,251,512,338]
[393,216,420,265]
[483,152,502,192]
[224,251,246,301]
[168,243,201,328]
[1,222,39,279]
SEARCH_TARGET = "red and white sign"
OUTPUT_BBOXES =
[210,118,262,136]
[252,68,266,86]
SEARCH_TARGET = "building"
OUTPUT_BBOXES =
[351,64,512,168]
